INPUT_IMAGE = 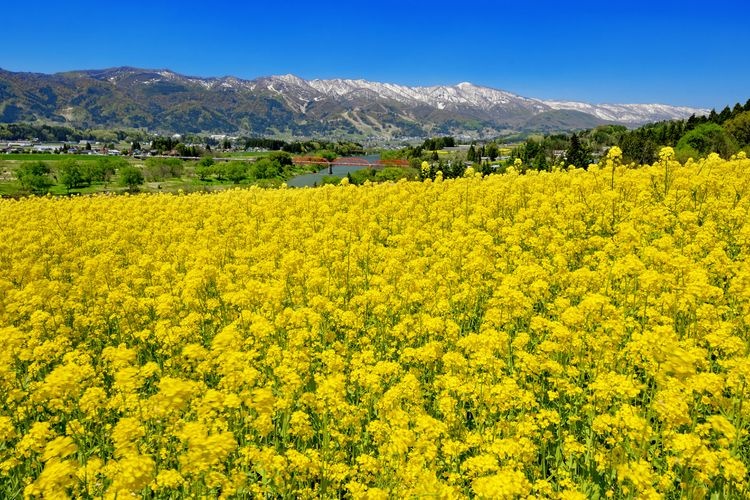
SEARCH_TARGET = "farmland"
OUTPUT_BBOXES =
[0,148,749,498]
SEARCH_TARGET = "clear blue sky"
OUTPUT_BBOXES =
[2,0,748,109]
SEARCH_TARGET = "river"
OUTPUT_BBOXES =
[286,154,379,187]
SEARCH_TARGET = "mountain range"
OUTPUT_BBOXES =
[0,67,708,138]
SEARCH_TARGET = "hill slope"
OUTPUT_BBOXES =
[0,67,707,138]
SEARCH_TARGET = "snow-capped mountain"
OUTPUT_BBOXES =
[0,67,708,137]
[538,100,706,124]
[265,75,705,122]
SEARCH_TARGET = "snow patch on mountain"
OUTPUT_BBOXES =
[44,67,709,136]
[84,68,707,125]
[539,100,706,123]
[284,76,706,123]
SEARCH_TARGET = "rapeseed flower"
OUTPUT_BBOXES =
[1,154,749,497]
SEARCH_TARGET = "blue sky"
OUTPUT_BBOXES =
[2,0,748,109]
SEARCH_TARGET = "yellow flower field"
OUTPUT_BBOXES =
[1,148,749,498]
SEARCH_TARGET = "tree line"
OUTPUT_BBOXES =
[0,123,150,143]
[501,98,750,170]
[616,99,750,164]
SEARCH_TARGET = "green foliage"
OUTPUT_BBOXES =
[724,111,750,146]
[88,156,125,184]
[606,99,749,164]
[119,166,144,190]
[331,141,365,156]
[280,140,363,156]
[144,158,184,181]
[528,140,550,170]
[486,143,499,161]
[267,151,293,168]
[320,175,341,185]
[16,161,54,193]
[195,157,216,181]
[0,123,83,142]
[201,158,284,184]
[0,123,151,144]
[565,133,592,168]
[244,137,286,150]
[421,136,455,150]
[503,134,570,171]
[198,156,215,167]
[620,132,658,164]
[587,125,628,146]
[349,167,418,185]
[150,136,180,154]
[224,163,249,184]
[319,150,337,162]
[250,159,278,179]
[57,159,85,191]
[381,149,408,160]
[195,165,214,181]
[175,143,202,157]
[376,167,417,182]
[676,123,738,160]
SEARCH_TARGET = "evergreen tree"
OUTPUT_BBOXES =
[565,133,592,169]
[479,158,492,175]
[685,115,698,132]
[523,139,541,164]
[718,106,732,123]
[533,150,549,171]
[620,132,657,164]
[486,143,499,161]
[666,122,680,145]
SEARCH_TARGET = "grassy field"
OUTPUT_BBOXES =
[0,154,293,197]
